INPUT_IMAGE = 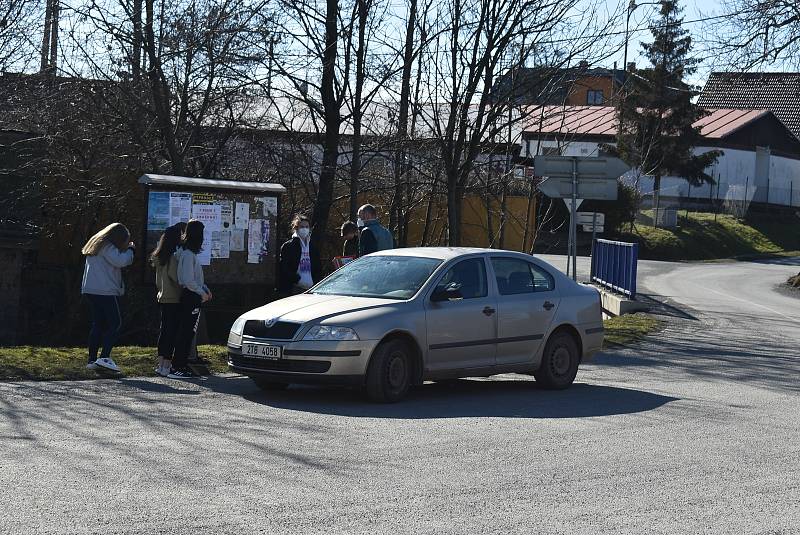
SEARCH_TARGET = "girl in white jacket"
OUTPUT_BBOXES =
[80,223,136,372]
[170,219,212,378]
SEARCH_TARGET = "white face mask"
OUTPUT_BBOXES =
[356,218,365,228]
[297,227,310,239]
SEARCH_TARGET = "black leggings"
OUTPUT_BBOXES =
[156,303,181,359]
[173,290,202,370]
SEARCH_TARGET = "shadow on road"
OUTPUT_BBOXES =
[749,256,800,266]
[243,380,678,419]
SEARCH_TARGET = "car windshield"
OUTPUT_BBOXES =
[311,255,442,300]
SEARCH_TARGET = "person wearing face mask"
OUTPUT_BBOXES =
[357,204,393,256]
[278,214,322,296]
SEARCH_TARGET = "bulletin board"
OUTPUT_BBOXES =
[140,175,284,286]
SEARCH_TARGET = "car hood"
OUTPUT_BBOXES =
[244,293,401,324]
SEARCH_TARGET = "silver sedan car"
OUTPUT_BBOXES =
[227,248,603,402]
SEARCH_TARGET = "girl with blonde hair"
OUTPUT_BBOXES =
[81,223,136,372]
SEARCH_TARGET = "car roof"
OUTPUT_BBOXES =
[369,247,538,261]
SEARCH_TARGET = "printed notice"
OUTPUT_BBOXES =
[230,229,245,251]
[220,201,233,230]
[192,203,222,232]
[263,197,278,216]
[234,202,250,229]
[147,192,170,230]
[169,192,192,226]
[211,230,230,259]
[198,229,212,266]
[247,219,262,264]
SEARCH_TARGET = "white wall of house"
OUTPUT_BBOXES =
[525,136,800,207]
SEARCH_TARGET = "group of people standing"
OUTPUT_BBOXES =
[80,219,212,378]
[277,203,394,295]
[78,202,393,376]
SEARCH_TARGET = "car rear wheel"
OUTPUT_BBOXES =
[251,376,290,391]
[534,331,579,389]
[365,339,412,403]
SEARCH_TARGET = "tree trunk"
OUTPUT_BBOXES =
[446,177,461,246]
[391,0,417,246]
[143,0,183,174]
[132,0,143,79]
[653,174,661,228]
[499,181,507,250]
[40,0,53,71]
[349,0,368,222]
[312,0,341,235]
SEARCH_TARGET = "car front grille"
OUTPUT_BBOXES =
[242,320,301,340]
[229,354,331,373]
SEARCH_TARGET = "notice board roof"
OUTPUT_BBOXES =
[139,174,286,194]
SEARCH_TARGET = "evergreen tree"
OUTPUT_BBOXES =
[613,0,720,225]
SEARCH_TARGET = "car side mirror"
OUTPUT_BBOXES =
[431,283,463,302]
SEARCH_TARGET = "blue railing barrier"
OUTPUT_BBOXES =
[590,239,638,298]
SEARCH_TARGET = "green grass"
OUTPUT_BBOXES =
[617,212,800,261]
[0,345,229,381]
[603,314,662,347]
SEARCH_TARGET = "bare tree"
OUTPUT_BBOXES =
[0,0,38,71]
[417,0,616,245]
[708,0,800,69]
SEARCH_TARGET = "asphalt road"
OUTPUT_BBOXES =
[2,256,800,534]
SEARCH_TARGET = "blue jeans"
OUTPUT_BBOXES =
[85,294,123,361]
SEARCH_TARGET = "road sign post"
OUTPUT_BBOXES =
[534,156,627,281]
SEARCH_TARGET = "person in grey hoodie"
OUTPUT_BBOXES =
[170,219,212,379]
[80,223,136,372]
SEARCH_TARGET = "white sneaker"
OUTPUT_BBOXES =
[95,357,121,373]
[86,361,99,370]
[156,365,170,377]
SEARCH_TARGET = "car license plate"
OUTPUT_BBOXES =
[242,343,282,360]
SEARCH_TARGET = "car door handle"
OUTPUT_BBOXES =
[482,306,496,316]
[543,301,555,311]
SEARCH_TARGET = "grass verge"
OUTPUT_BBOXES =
[0,345,229,381]
[603,314,662,347]
[617,212,800,261]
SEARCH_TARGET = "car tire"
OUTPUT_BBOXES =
[534,331,579,390]
[365,339,412,403]
[251,376,290,391]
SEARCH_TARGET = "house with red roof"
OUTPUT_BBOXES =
[521,106,800,207]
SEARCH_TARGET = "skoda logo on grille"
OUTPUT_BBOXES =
[264,318,278,328]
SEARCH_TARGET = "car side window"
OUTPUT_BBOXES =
[435,258,488,299]
[491,258,555,295]
[530,264,555,292]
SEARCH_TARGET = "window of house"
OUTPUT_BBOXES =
[541,146,561,156]
[587,90,604,105]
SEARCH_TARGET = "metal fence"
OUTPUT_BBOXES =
[590,239,639,298]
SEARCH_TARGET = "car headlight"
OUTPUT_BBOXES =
[303,325,360,341]
[228,316,247,347]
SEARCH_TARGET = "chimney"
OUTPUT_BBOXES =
[579,60,589,70]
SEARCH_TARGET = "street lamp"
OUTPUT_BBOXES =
[621,0,662,89]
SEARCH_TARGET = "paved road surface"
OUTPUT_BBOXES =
[2,257,799,534]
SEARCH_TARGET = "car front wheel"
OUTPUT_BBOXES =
[534,331,579,389]
[365,339,412,403]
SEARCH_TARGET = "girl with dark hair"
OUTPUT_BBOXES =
[150,222,186,376]
[171,219,212,379]
[81,222,136,372]
[278,214,321,296]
